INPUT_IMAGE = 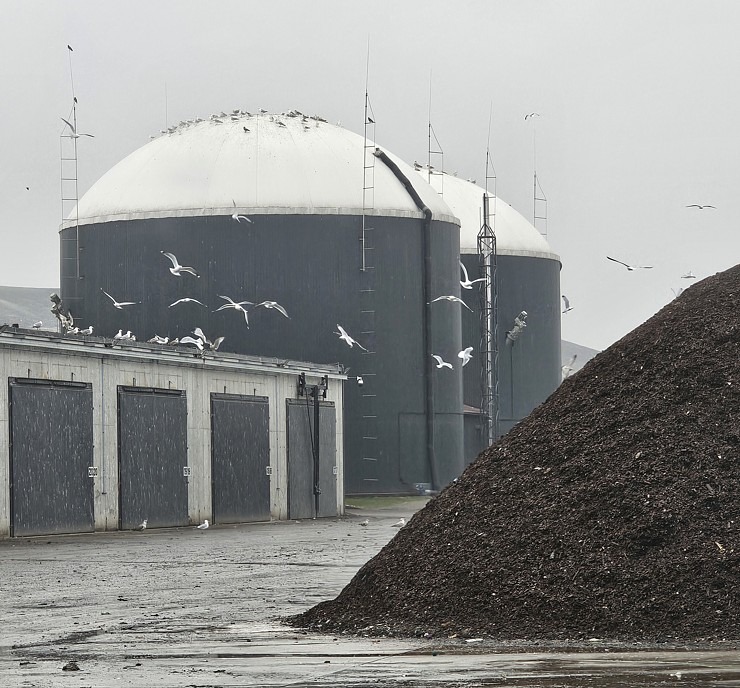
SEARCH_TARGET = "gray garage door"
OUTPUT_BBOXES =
[286,398,337,519]
[211,394,270,524]
[118,386,188,530]
[9,378,94,537]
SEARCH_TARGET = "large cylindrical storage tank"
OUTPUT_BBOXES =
[60,113,464,494]
[416,171,561,462]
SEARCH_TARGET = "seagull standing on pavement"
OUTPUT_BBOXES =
[161,251,200,277]
[459,261,486,289]
[134,519,147,531]
[196,519,209,530]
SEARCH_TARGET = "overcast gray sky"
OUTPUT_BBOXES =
[1,0,738,351]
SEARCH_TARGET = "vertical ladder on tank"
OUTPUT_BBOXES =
[60,102,83,326]
[534,172,548,239]
[359,89,379,487]
[478,149,499,446]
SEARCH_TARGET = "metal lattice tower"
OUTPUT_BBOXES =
[477,149,499,445]
[534,172,548,238]
[359,88,379,488]
[60,104,81,280]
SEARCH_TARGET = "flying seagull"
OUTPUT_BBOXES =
[562,354,577,379]
[335,324,368,351]
[671,287,684,299]
[161,251,199,277]
[196,519,209,530]
[432,354,453,369]
[562,295,573,313]
[179,335,205,351]
[459,261,486,289]
[101,289,139,309]
[253,301,289,318]
[681,271,696,279]
[458,347,473,367]
[169,297,207,308]
[215,295,253,326]
[524,112,540,120]
[134,519,147,531]
[232,199,253,223]
[686,204,716,210]
[61,117,94,138]
[192,327,225,351]
[429,295,473,311]
[606,256,653,271]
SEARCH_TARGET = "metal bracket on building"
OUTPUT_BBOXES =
[182,466,192,477]
[265,466,273,476]
[87,466,98,478]
[332,465,338,475]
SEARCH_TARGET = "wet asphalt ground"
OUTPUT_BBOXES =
[1,497,739,687]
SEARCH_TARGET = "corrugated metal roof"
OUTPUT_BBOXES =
[416,170,559,261]
[63,113,458,228]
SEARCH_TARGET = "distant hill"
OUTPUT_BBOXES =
[0,285,59,331]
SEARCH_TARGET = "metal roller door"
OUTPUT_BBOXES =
[286,399,337,519]
[210,394,270,524]
[9,378,94,537]
[118,386,188,530]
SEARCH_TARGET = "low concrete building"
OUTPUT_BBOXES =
[0,326,344,538]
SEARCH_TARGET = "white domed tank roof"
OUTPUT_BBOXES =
[415,169,559,261]
[64,112,458,228]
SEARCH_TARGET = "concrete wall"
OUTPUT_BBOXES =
[0,329,344,538]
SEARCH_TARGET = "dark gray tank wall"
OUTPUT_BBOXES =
[460,253,561,462]
[60,214,463,495]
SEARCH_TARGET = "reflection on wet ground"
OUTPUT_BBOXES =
[1,501,738,686]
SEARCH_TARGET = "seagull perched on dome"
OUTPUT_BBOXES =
[335,324,368,351]
[391,518,406,527]
[161,251,200,277]
[459,261,486,289]
[101,289,139,309]
[429,295,473,311]
[432,355,453,369]
[231,199,253,223]
[458,347,473,367]
[606,256,653,271]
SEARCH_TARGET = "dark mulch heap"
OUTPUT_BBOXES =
[290,264,740,642]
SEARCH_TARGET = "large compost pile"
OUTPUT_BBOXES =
[291,264,740,642]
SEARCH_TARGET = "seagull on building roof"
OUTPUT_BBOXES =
[61,117,94,138]
[606,256,653,271]
[101,289,139,309]
[432,355,453,369]
[147,334,169,344]
[179,335,205,351]
[561,295,573,313]
[429,295,473,311]
[686,204,716,210]
[161,251,200,277]
[192,327,225,351]
[169,297,207,308]
[231,199,253,223]
[80,325,93,335]
[215,295,252,326]
[335,324,368,351]
[459,261,486,289]
[32,321,42,329]
[253,301,289,318]
[458,347,473,367]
